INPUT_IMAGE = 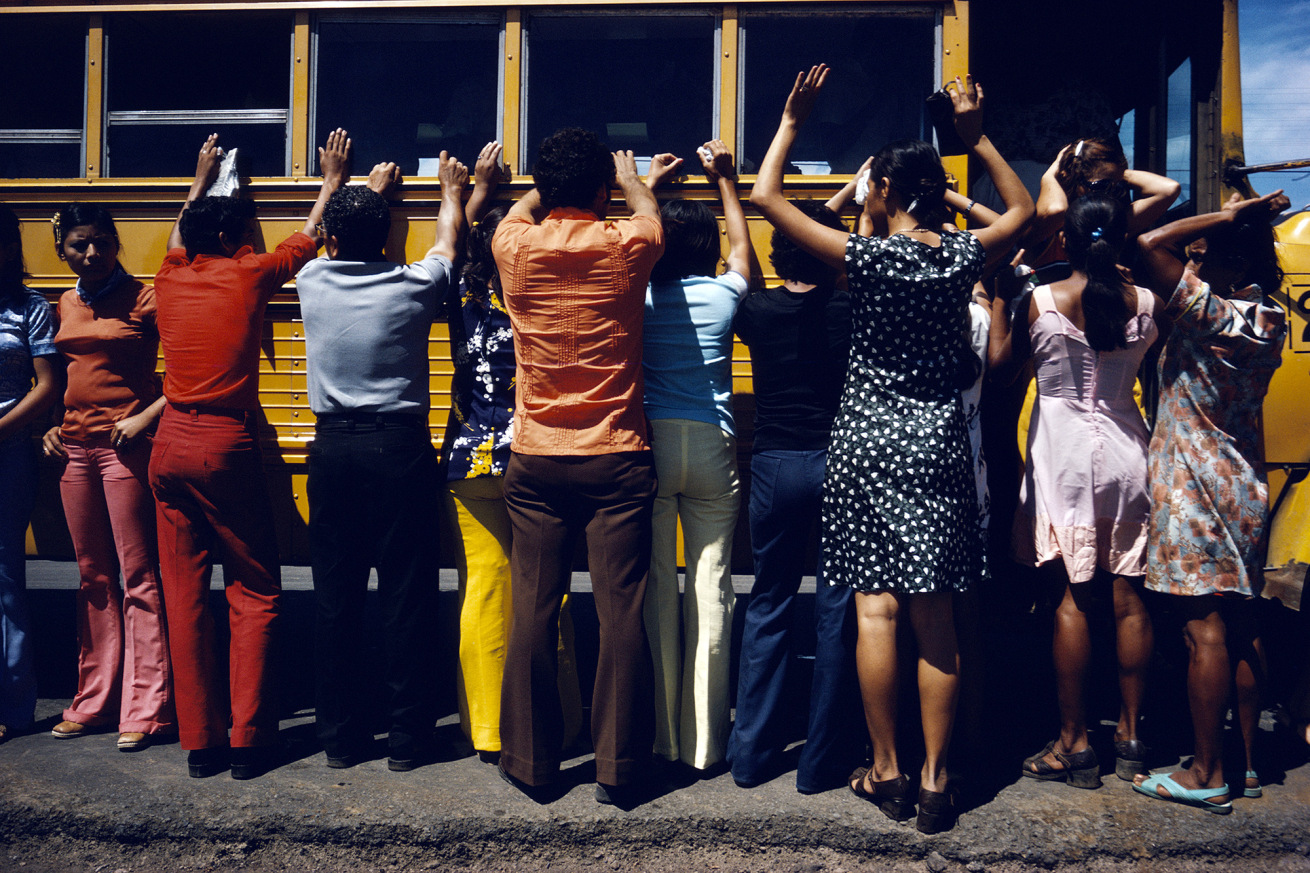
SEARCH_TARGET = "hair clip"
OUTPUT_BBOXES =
[906,198,920,215]
[1090,227,1104,241]
[50,212,63,245]
[1073,140,1086,159]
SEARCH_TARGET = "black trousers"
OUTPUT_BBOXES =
[500,450,657,786]
[308,415,440,757]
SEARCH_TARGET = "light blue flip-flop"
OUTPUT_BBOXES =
[1244,770,1263,799]
[1132,772,1232,814]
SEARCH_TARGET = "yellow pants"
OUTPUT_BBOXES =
[445,476,582,753]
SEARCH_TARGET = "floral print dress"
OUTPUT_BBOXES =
[444,279,515,480]
[822,230,985,594]
[1147,271,1287,597]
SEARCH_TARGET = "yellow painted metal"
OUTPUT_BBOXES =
[1,0,931,12]
[503,8,523,173]
[719,5,738,149]
[939,0,968,208]
[1265,213,1310,468]
[86,15,104,179]
[291,12,311,177]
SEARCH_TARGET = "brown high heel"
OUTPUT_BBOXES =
[916,785,956,834]
[848,767,915,822]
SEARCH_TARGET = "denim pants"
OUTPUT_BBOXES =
[308,415,440,758]
[0,430,38,729]
[727,449,861,792]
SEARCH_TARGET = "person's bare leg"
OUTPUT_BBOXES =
[1134,598,1229,802]
[1228,601,1264,793]
[854,591,901,782]
[1029,577,1091,772]
[1111,575,1152,744]
[907,592,959,793]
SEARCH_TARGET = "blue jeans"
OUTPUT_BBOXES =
[0,431,38,729]
[727,449,860,792]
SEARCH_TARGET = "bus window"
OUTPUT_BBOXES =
[738,10,937,176]
[1167,57,1193,208]
[105,12,292,177]
[523,12,717,170]
[313,16,502,178]
[0,14,86,179]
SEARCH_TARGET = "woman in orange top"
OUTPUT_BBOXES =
[42,203,174,751]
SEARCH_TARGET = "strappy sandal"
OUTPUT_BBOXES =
[916,785,956,834]
[1114,739,1148,781]
[1132,773,1232,814]
[848,767,915,822]
[1022,740,1101,789]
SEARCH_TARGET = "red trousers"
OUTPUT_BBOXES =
[148,405,280,750]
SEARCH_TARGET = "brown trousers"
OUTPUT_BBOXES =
[500,451,656,786]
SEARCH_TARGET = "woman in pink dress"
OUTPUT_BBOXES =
[993,194,1164,788]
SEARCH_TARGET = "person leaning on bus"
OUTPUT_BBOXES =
[296,150,467,773]
[148,130,348,781]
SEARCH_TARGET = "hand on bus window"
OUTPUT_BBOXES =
[948,75,984,148]
[698,140,737,184]
[474,142,506,189]
[437,151,469,194]
[783,65,828,129]
[318,128,352,188]
[646,153,683,190]
[367,162,403,198]
[193,134,223,191]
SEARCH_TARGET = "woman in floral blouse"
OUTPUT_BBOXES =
[443,144,580,763]
[1133,189,1290,813]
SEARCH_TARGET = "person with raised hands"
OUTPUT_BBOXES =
[149,129,349,780]
[641,140,758,776]
[751,66,1032,833]
[297,149,467,773]
[1131,188,1290,813]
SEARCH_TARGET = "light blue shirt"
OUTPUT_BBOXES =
[642,271,749,435]
[0,288,57,418]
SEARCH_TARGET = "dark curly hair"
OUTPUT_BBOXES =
[770,200,847,285]
[179,196,257,257]
[322,186,391,261]
[0,203,27,299]
[532,128,615,211]
[1204,215,1285,296]
[650,199,721,283]
[461,206,507,307]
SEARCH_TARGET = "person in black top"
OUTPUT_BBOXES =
[725,200,860,793]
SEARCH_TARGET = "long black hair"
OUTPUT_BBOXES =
[0,204,27,299]
[461,207,507,307]
[1205,217,1285,296]
[870,139,947,224]
[1064,194,1131,352]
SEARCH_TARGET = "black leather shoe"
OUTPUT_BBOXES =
[231,745,278,780]
[187,747,229,778]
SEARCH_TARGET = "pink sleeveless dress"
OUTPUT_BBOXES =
[1013,284,1158,583]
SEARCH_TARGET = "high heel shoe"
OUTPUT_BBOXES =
[848,767,915,822]
[916,786,956,834]
[1022,740,1101,789]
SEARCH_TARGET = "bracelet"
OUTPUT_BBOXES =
[963,199,976,218]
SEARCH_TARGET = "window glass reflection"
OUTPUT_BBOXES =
[741,14,935,175]
[0,14,85,178]
[526,14,716,172]
[315,18,501,176]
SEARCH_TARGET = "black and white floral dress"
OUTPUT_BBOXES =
[822,230,985,593]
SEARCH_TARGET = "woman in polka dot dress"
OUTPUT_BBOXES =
[750,66,1032,833]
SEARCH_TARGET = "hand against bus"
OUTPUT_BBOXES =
[1222,189,1290,221]
[646,153,683,190]
[367,162,403,198]
[318,128,351,188]
[699,140,737,183]
[474,141,508,188]
[193,134,224,192]
[948,75,984,147]
[783,65,829,128]
[436,151,469,194]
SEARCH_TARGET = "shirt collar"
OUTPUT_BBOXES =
[546,207,601,221]
[77,263,131,305]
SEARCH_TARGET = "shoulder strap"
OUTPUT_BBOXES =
[1032,284,1058,314]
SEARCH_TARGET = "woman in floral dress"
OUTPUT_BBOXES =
[1133,189,1290,813]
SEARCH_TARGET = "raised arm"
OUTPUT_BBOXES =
[427,151,470,263]
[943,187,1001,229]
[1136,189,1289,294]
[825,156,874,215]
[303,128,351,241]
[506,188,547,225]
[951,76,1033,255]
[748,65,850,270]
[645,153,684,192]
[166,134,225,251]
[1123,168,1181,233]
[700,140,759,284]
[615,151,660,220]
[466,141,507,225]
[1026,146,1070,250]
[366,162,403,199]
[986,250,1033,382]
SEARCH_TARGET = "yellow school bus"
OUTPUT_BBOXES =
[3,0,1304,581]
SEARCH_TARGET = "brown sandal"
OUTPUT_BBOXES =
[916,786,956,834]
[1022,740,1101,789]
[848,767,915,822]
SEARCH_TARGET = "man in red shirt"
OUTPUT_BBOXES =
[492,128,664,805]
[150,130,348,780]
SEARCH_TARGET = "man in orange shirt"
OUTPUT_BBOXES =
[150,131,348,780]
[492,128,664,805]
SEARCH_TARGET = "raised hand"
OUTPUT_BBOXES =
[475,141,508,187]
[318,128,352,187]
[194,134,224,189]
[698,140,737,183]
[646,153,684,190]
[783,65,829,127]
[1223,189,1290,221]
[947,75,984,147]
[437,150,469,193]
[367,162,403,197]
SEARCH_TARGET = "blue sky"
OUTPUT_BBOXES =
[1241,0,1310,209]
